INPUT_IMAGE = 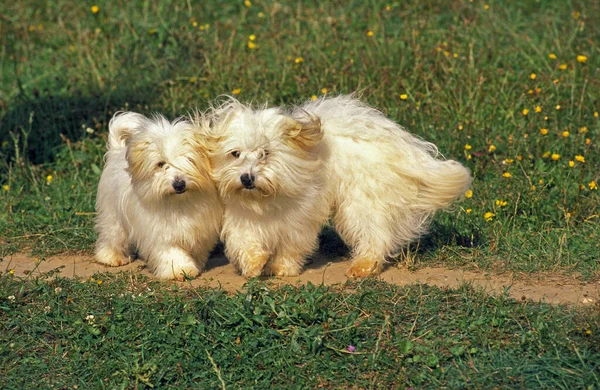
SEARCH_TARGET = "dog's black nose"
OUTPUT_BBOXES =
[240,173,255,189]
[172,179,187,194]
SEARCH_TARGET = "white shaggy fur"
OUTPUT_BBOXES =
[95,112,222,280]
[199,95,472,278]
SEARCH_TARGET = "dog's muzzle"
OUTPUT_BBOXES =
[172,179,187,194]
[240,173,255,189]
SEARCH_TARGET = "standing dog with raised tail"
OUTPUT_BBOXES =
[94,112,222,280]
[201,95,471,278]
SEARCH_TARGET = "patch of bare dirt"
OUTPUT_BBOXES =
[3,252,599,306]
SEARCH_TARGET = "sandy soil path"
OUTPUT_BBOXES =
[3,252,599,306]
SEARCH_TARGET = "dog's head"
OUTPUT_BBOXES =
[109,112,213,203]
[202,98,323,204]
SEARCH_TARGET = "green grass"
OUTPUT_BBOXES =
[1,1,599,386]
[1,273,599,388]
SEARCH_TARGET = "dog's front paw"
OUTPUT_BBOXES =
[346,258,383,279]
[263,260,303,277]
[154,262,201,281]
[95,246,131,267]
[230,245,270,279]
[150,248,202,280]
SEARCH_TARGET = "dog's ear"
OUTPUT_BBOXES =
[283,110,322,151]
[108,112,147,149]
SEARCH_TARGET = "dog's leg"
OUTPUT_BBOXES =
[146,246,200,281]
[333,195,398,278]
[190,243,211,274]
[95,224,131,267]
[263,250,305,276]
[262,227,320,276]
[225,236,270,278]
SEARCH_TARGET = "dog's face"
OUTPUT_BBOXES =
[113,113,213,203]
[206,99,323,203]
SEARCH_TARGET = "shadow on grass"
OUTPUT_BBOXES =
[0,87,158,165]
[316,221,480,258]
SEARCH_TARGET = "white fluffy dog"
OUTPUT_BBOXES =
[95,112,222,280]
[200,95,471,278]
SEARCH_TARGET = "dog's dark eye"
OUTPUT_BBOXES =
[157,161,166,168]
[230,150,240,158]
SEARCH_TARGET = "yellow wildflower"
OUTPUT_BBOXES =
[464,144,472,150]
[577,55,588,63]
[589,181,598,190]
[568,161,575,168]
[484,4,490,10]
[530,73,536,80]
[249,34,256,41]
[311,95,317,101]
[575,155,585,163]
[484,212,495,221]
[555,105,561,110]
[9,269,14,275]
[91,5,99,14]
[244,0,252,6]
[232,88,241,95]
[458,124,463,130]
[558,64,567,70]
[321,88,328,94]
[540,128,548,135]
[531,185,536,191]
[294,57,304,64]
[549,53,557,60]
[488,145,496,152]
[46,175,53,184]
[535,106,542,113]
[522,108,529,116]
[495,200,507,207]
[578,126,588,134]
[367,31,374,37]
[562,131,570,138]
[551,153,560,161]
[97,280,103,285]
[400,94,408,100]
[585,138,591,145]
[466,208,472,214]
[247,41,256,49]
[504,159,514,164]
[594,112,599,118]
[2,185,8,191]
[466,154,472,160]
[502,172,512,178]
[465,189,473,198]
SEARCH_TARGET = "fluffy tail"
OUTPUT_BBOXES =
[414,158,472,212]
